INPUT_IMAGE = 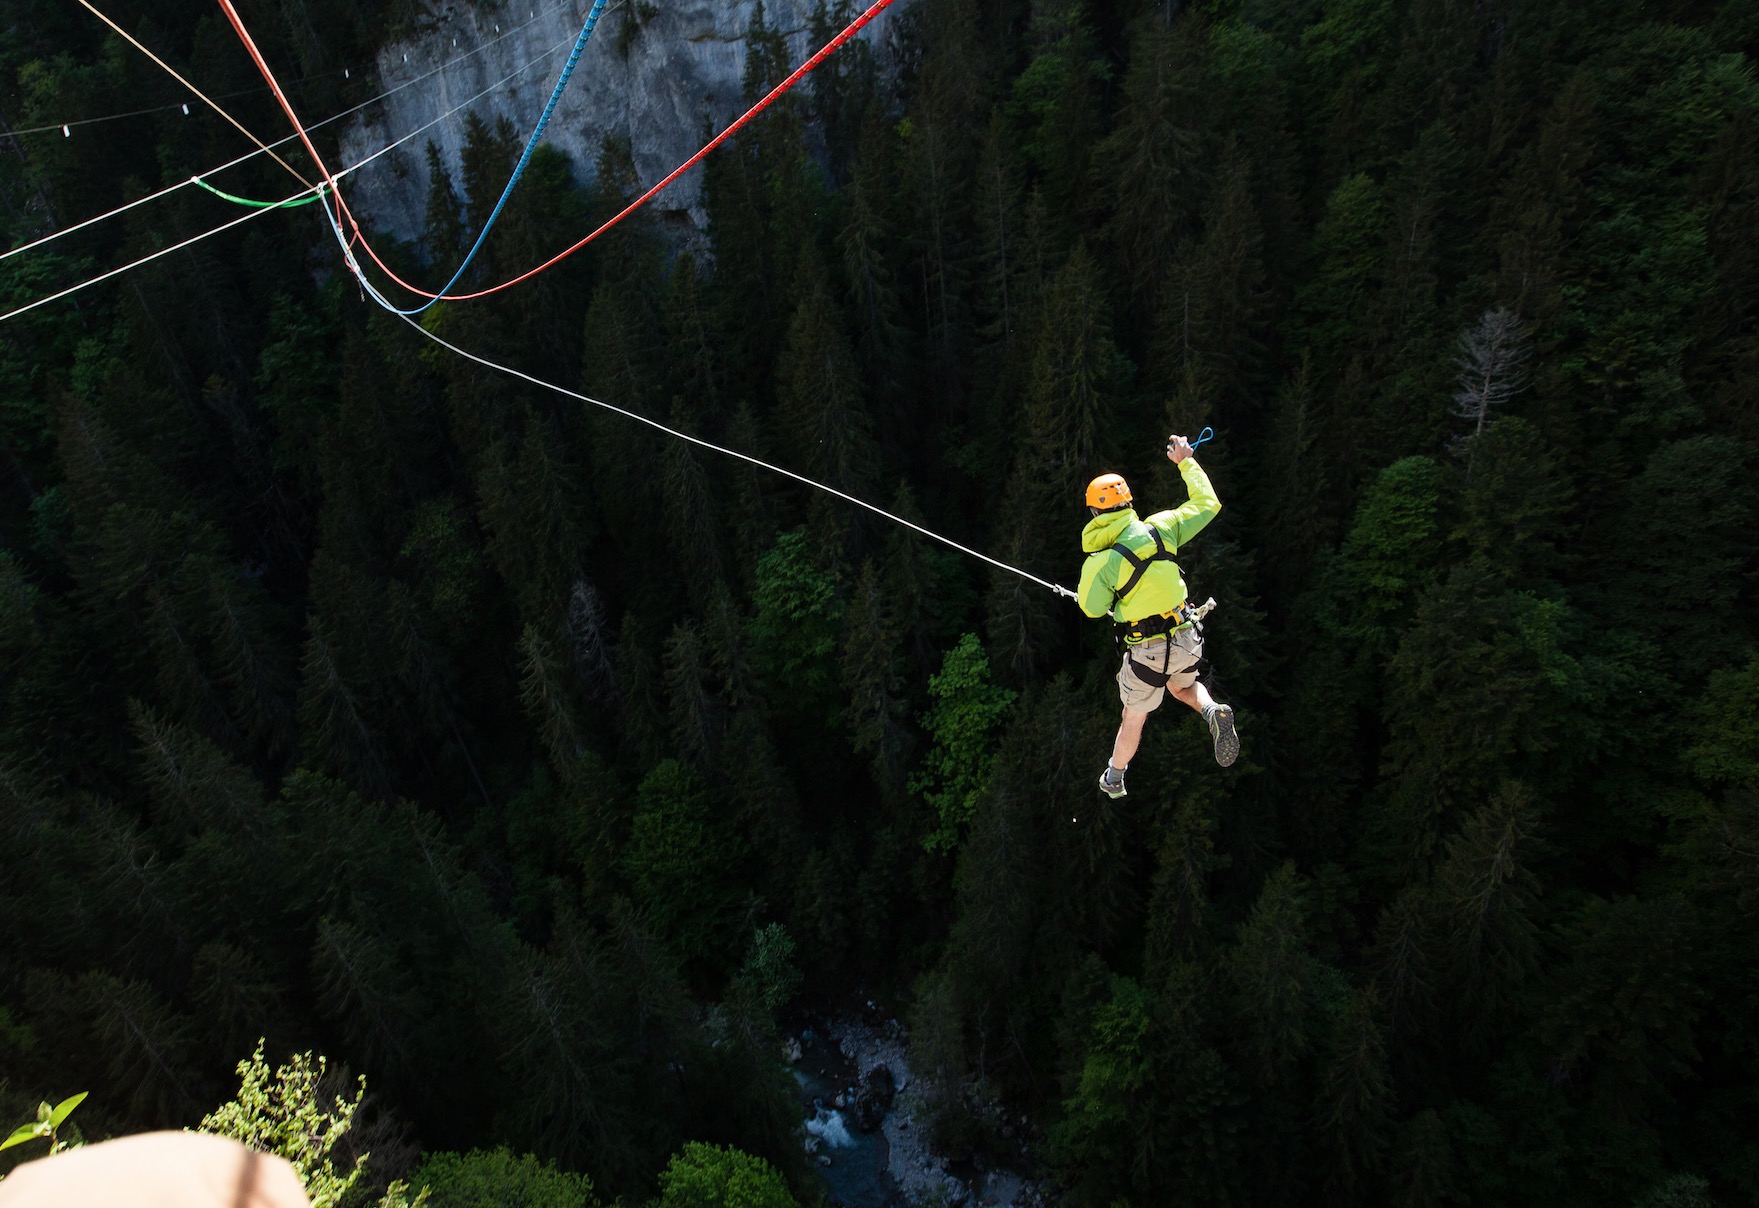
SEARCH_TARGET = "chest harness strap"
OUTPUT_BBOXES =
[1110,528,1175,611]
[1111,528,1185,646]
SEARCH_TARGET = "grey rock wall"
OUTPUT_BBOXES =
[334,0,910,245]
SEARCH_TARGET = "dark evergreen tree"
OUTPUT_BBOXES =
[1098,15,1211,322]
[773,246,875,555]
[2,0,1757,1200]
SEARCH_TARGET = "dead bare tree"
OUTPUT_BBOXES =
[1452,306,1532,436]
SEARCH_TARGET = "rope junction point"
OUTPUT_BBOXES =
[46,0,1078,603]
[220,0,903,305]
[275,0,1063,600]
[0,32,575,321]
[4,3,568,264]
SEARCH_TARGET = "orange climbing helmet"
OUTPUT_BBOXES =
[1085,473,1132,511]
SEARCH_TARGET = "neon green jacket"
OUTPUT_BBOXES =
[1077,458,1222,626]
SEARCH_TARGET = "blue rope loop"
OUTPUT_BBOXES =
[1168,427,1216,455]
[397,0,608,314]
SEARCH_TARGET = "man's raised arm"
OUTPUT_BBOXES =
[1150,434,1222,549]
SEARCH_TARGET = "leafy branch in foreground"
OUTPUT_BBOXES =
[0,1092,87,1162]
[200,1040,426,1208]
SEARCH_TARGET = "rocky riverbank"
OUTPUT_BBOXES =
[788,1013,1051,1208]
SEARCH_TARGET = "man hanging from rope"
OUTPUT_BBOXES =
[1080,434,1238,799]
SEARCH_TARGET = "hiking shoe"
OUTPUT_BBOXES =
[1206,704,1239,768]
[1098,765,1128,799]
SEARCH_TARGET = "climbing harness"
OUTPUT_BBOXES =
[1108,427,1222,615]
[1120,598,1217,687]
[1117,595,1216,644]
[1110,428,1222,628]
[1124,636,1179,690]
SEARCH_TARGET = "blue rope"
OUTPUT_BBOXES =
[394,0,607,314]
[1168,427,1216,455]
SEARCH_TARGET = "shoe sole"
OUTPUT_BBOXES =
[1211,707,1239,768]
[1097,774,1127,799]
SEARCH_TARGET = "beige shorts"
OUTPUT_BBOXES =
[1116,626,1204,712]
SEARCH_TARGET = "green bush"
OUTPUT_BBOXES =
[410,1147,598,1208]
[652,1142,796,1208]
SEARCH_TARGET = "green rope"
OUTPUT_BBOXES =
[192,175,328,208]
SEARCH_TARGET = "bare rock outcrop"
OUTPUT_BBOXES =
[336,0,910,243]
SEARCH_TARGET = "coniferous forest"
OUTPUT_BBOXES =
[2,0,1758,1203]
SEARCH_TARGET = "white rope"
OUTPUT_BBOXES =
[390,311,1081,601]
[11,0,1079,606]
[3,58,400,139]
[4,0,572,263]
[287,18,1075,605]
[0,201,287,321]
[0,33,578,323]
[317,167,1078,601]
[9,98,225,138]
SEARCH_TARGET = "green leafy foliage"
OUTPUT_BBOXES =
[200,1041,425,1208]
[199,1043,358,1207]
[651,1141,797,1208]
[1684,657,1759,787]
[0,1091,86,1157]
[734,923,803,1019]
[911,633,1017,851]
[747,527,846,717]
[622,760,747,976]
[410,1147,597,1207]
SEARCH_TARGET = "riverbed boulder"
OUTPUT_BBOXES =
[852,1064,896,1131]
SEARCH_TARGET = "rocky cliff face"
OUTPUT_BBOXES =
[336,0,909,245]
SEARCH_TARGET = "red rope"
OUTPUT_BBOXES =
[217,0,898,304]
[214,0,382,281]
[214,0,344,204]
